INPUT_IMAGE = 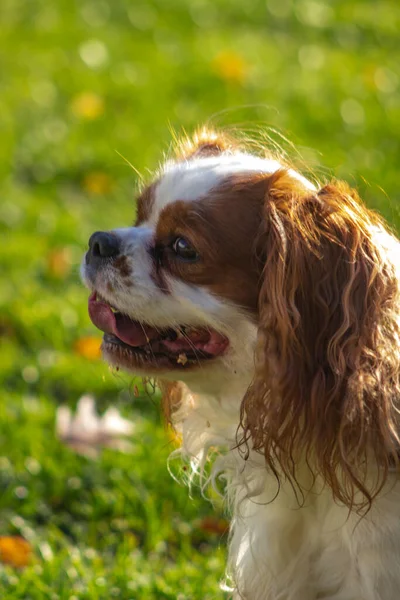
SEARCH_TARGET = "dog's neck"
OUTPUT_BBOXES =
[182,369,252,401]
[172,372,253,461]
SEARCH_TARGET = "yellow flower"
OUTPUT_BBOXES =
[47,248,72,279]
[71,92,104,119]
[74,336,102,360]
[0,536,32,568]
[168,427,182,447]
[212,51,248,84]
[83,171,113,195]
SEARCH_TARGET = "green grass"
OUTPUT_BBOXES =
[1,0,399,597]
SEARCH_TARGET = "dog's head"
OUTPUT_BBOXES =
[81,129,303,391]
[82,128,400,507]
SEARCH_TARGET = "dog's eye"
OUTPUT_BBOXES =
[172,237,199,261]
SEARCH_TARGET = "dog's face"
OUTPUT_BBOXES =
[81,133,318,393]
[81,148,289,391]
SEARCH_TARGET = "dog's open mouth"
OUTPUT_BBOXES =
[88,292,229,370]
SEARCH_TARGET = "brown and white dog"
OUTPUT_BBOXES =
[82,129,400,600]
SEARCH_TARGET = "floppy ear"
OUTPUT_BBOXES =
[241,171,400,509]
[175,127,238,160]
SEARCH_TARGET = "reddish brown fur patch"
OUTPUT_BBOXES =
[154,174,272,314]
[174,127,239,161]
[136,181,158,225]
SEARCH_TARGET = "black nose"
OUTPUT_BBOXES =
[86,231,121,264]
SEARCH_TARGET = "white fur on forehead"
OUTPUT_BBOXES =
[148,152,316,225]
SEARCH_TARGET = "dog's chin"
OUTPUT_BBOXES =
[101,333,227,377]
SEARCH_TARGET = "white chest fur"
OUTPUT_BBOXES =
[175,389,400,600]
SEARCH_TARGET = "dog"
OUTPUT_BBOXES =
[82,129,400,599]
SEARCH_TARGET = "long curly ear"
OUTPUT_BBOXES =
[241,171,400,509]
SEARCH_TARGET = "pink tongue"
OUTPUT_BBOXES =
[88,293,158,346]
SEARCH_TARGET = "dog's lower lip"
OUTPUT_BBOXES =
[103,333,127,347]
[103,333,211,359]
[102,332,216,370]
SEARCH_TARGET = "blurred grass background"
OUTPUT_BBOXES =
[0,0,399,598]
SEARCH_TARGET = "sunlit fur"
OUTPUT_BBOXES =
[84,128,400,599]
[239,170,400,511]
